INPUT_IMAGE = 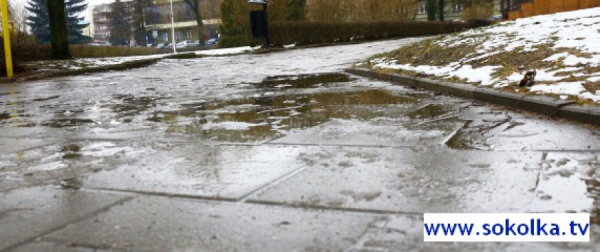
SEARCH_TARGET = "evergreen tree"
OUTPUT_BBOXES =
[26,0,92,44]
[25,0,50,43]
[65,0,91,43]
[109,0,131,46]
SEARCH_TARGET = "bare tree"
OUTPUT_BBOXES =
[352,0,417,21]
[307,0,352,22]
[201,0,222,19]
[183,0,205,45]
[7,1,29,32]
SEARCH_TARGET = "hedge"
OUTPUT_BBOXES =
[266,21,473,46]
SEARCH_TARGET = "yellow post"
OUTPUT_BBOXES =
[1,0,14,78]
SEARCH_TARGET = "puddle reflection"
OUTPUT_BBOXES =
[162,89,422,142]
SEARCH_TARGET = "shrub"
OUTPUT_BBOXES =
[0,31,39,74]
[1,37,161,75]
[268,21,471,46]
[218,34,250,48]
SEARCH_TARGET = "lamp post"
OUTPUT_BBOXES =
[170,0,176,53]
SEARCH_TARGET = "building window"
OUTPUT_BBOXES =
[453,3,463,13]
[419,1,426,14]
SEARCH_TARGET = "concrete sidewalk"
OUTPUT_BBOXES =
[1,38,598,252]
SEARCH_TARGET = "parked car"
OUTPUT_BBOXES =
[487,14,502,21]
[205,38,219,45]
[88,41,111,46]
[155,43,166,49]
[176,40,195,48]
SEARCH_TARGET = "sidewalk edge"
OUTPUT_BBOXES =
[17,58,160,82]
[344,67,599,127]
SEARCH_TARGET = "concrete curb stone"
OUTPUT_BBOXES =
[345,67,599,126]
[558,105,600,126]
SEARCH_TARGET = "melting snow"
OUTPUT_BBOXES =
[370,7,600,103]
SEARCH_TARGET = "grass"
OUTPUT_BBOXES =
[382,37,478,67]
[362,30,600,106]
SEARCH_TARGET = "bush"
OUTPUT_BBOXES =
[0,32,40,74]
[268,21,472,46]
[1,35,161,75]
[218,35,250,48]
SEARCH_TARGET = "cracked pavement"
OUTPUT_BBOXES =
[1,38,599,251]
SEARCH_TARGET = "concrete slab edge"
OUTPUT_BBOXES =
[344,67,599,126]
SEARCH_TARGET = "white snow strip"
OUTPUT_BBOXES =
[529,82,586,96]
[195,47,253,56]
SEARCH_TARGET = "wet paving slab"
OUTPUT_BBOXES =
[81,144,313,200]
[0,141,146,193]
[0,186,130,251]
[35,196,377,252]
[250,148,541,213]
[1,38,599,251]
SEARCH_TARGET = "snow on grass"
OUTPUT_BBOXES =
[195,46,254,56]
[368,7,600,104]
[23,46,255,73]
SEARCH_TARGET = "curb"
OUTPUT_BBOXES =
[163,52,201,59]
[16,58,161,82]
[345,67,600,127]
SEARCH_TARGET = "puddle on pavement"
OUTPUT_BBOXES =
[445,122,493,150]
[585,169,600,225]
[61,144,82,159]
[0,110,37,127]
[32,95,60,102]
[40,118,95,128]
[407,104,448,119]
[253,73,354,89]
[0,112,9,121]
[162,89,424,142]
[445,106,514,150]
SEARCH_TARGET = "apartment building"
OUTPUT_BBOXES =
[90,0,220,44]
[91,3,116,43]
[144,0,221,44]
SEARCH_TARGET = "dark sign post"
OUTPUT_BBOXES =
[248,0,270,49]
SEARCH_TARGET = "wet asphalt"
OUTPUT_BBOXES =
[1,38,599,251]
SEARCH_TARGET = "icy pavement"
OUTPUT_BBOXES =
[1,38,599,251]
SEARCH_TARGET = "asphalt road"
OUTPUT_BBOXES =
[1,38,599,251]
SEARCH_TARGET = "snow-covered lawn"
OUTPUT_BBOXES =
[195,46,255,56]
[22,46,256,72]
[363,7,600,104]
